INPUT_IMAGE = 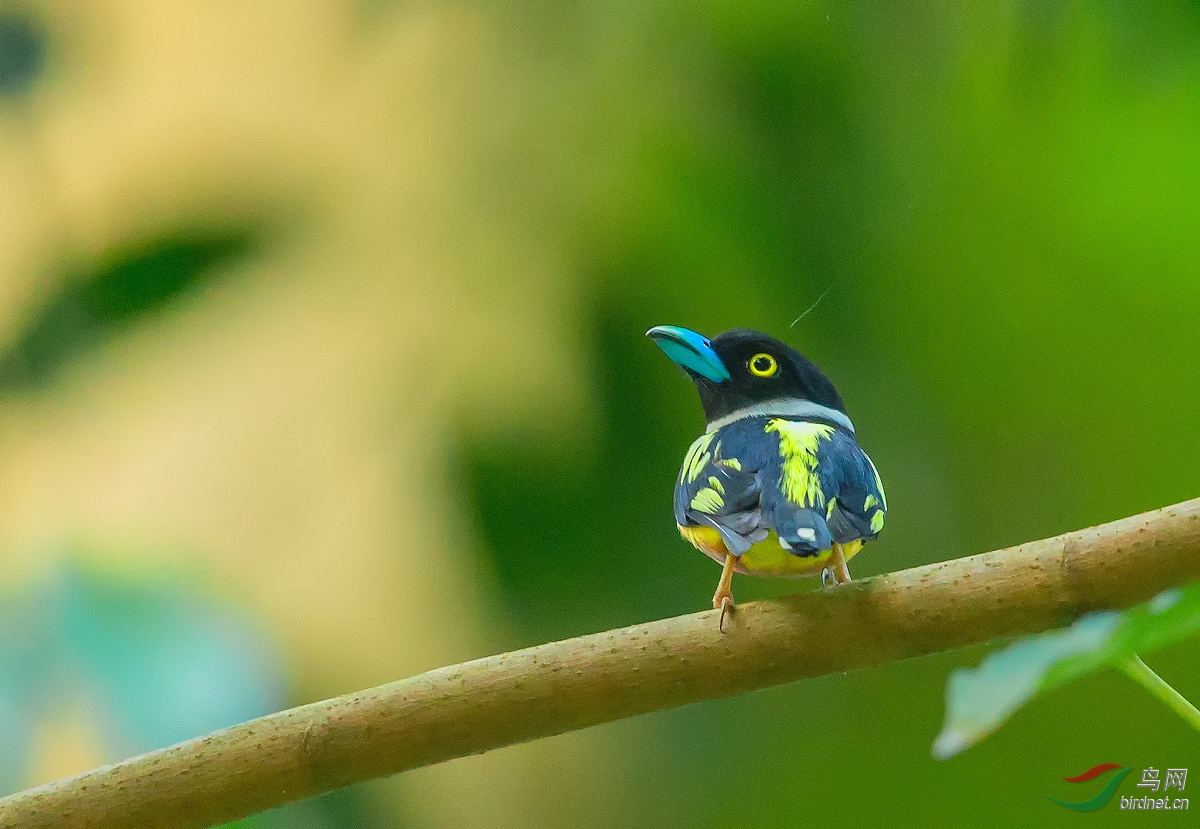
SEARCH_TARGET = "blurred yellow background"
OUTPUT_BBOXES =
[0,1,608,826]
[0,1,1197,827]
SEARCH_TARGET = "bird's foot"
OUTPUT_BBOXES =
[713,591,734,632]
[821,549,853,588]
[820,566,837,588]
[713,553,737,632]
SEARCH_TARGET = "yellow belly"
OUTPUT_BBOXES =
[679,525,864,577]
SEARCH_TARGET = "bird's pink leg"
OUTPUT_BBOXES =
[833,543,851,584]
[713,553,736,632]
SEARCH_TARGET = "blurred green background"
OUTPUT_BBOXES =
[0,0,1197,826]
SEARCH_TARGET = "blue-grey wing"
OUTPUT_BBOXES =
[818,431,887,544]
[673,431,767,554]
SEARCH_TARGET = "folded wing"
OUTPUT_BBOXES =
[673,433,766,555]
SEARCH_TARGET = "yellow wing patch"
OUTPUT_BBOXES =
[870,509,885,534]
[680,432,717,484]
[765,419,835,509]
[690,486,724,513]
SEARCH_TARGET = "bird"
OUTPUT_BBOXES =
[647,325,886,630]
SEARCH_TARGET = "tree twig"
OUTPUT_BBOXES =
[1118,654,1200,731]
[2,498,1199,829]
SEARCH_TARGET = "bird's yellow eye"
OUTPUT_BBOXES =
[749,353,777,377]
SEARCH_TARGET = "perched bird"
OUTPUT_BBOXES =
[647,325,886,629]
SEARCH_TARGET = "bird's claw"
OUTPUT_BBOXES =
[714,593,733,632]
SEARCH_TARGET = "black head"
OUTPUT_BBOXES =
[647,326,845,423]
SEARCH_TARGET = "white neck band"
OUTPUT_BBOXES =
[705,398,855,434]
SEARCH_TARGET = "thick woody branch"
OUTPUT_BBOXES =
[2,498,1199,829]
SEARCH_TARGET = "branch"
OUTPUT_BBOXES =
[3,498,1199,829]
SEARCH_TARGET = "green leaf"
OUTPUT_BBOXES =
[933,581,1200,759]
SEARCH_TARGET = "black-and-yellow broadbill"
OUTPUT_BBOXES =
[648,325,886,628]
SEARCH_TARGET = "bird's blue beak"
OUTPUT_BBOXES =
[646,325,731,383]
